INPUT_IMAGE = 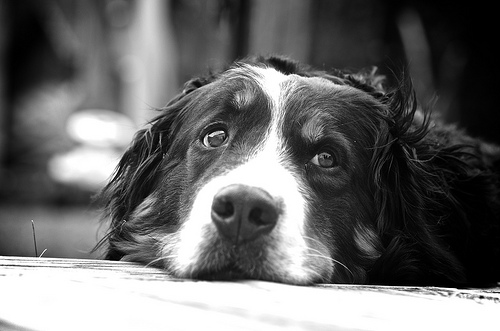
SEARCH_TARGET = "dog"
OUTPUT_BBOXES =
[99,55,500,286]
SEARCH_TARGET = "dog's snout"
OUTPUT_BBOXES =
[211,184,279,244]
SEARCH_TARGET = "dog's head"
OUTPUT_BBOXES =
[100,55,467,285]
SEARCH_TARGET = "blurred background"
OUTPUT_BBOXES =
[0,0,497,259]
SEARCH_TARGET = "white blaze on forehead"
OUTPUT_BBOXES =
[249,66,288,108]
[244,66,295,163]
[172,66,314,281]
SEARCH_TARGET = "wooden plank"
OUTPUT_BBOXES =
[0,256,498,331]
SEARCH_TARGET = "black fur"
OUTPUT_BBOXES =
[98,55,500,286]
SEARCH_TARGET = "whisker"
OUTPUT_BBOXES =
[302,235,326,247]
[302,236,356,283]
[144,253,180,271]
[143,237,176,269]
[306,252,356,284]
[299,264,324,281]
[307,253,354,275]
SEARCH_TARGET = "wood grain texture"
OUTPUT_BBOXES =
[0,256,499,331]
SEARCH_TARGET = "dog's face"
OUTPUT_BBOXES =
[102,56,485,286]
[105,60,386,284]
[163,65,385,284]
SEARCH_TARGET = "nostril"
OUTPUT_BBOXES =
[248,208,263,225]
[213,199,234,218]
[248,205,276,227]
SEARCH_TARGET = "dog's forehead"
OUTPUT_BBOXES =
[223,65,370,137]
[224,64,350,107]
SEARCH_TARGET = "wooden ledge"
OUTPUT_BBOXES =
[1,256,499,331]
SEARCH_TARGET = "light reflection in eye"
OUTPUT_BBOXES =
[203,129,228,148]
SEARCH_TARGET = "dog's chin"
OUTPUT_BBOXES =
[195,263,252,281]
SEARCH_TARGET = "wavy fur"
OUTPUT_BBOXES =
[97,55,500,286]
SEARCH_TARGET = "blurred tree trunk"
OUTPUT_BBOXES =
[116,0,179,125]
[72,1,117,112]
[228,0,251,59]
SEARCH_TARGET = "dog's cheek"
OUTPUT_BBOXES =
[168,176,228,275]
[178,147,223,221]
[185,140,227,181]
[296,187,348,283]
[301,216,336,282]
[168,153,229,274]
[131,162,198,270]
[306,192,375,284]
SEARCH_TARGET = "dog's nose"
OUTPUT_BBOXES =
[211,184,279,244]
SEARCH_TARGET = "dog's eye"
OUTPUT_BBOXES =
[202,129,228,148]
[310,151,338,168]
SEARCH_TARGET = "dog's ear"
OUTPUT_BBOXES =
[256,55,304,75]
[371,72,427,231]
[97,114,171,259]
[368,75,467,285]
[332,66,387,102]
[165,75,215,106]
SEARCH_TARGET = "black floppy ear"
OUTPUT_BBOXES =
[165,75,215,106]
[368,74,466,285]
[97,117,172,260]
[100,107,176,240]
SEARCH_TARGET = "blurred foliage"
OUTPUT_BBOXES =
[0,0,498,205]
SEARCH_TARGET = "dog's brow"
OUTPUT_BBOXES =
[232,89,255,109]
[223,65,278,110]
[299,111,353,157]
[301,112,332,143]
